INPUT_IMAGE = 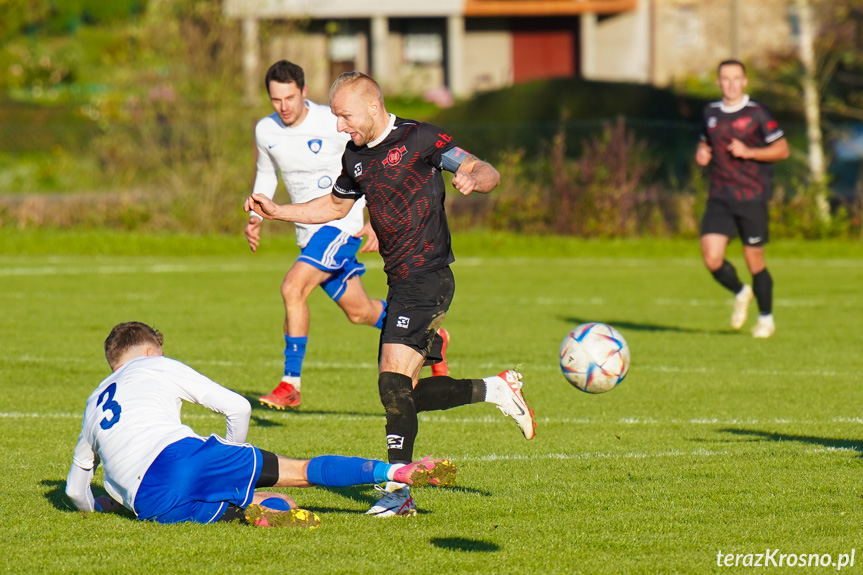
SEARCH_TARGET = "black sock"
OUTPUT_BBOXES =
[711,260,744,294]
[378,372,417,464]
[413,376,486,412]
[752,268,773,315]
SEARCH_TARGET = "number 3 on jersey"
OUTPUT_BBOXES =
[97,382,122,430]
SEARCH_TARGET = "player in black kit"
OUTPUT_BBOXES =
[245,71,536,517]
[695,60,789,338]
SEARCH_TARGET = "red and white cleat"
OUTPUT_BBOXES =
[489,369,536,440]
[259,377,301,410]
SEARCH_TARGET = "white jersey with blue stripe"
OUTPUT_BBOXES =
[71,356,251,512]
[252,100,366,248]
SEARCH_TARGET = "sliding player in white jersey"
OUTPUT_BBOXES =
[65,322,457,527]
[245,60,449,411]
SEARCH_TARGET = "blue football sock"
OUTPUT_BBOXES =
[260,497,292,511]
[283,336,308,377]
[306,456,390,487]
[374,300,387,330]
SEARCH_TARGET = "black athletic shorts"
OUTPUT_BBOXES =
[380,266,455,364]
[700,198,769,247]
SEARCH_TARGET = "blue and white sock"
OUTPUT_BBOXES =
[306,456,401,487]
[283,335,307,380]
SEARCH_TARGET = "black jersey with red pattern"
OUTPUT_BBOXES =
[701,97,784,202]
[333,117,459,283]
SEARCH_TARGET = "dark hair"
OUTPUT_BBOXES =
[104,322,163,369]
[265,60,305,94]
[717,59,746,76]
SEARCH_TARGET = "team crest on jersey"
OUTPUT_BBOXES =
[318,176,332,189]
[707,117,717,128]
[353,162,363,177]
[733,117,752,131]
[383,145,408,167]
[307,139,322,153]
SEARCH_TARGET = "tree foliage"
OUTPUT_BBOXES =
[764,0,863,122]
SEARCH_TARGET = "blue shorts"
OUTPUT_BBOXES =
[298,225,366,301]
[134,436,262,524]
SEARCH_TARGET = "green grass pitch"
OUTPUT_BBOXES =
[1,230,861,574]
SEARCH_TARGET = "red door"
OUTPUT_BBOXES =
[512,19,578,83]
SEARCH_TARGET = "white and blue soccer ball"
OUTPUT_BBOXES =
[559,322,630,393]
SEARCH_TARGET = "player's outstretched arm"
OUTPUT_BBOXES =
[244,193,354,224]
[65,464,97,512]
[451,155,501,195]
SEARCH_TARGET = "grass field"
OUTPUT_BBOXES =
[1,230,862,574]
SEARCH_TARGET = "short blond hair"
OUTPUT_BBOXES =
[329,71,384,106]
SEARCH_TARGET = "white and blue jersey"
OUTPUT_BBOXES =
[68,356,255,521]
[251,100,366,248]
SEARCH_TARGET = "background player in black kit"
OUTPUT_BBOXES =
[695,59,789,339]
[245,71,536,517]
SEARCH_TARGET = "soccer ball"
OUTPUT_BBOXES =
[559,323,630,393]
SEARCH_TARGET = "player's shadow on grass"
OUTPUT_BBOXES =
[40,479,135,518]
[429,537,500,552]
[562,316,733,335]
[310,484,492,514]
[720,428,863,455]
[42,479,74,512]
[236,391,381,424]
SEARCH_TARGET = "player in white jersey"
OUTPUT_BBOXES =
[245,61,449,411]
[65,322,457,527]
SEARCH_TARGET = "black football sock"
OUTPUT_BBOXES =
[413,376,486,413]
[752,268,773,315]
[711,260,744,294]
[378,371,417,465]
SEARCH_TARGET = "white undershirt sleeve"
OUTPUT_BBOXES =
[195,383,252,444]
[170,360,252,444]
[250,137,280,220]
[65,464,96,512]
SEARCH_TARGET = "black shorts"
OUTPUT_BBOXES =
[380,266,455,364]
[700,198,769,247]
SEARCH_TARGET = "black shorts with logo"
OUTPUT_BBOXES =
[380,266,454,364]
[700,198,769,247]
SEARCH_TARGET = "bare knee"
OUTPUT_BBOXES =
[340,297,380,325]
[344,307,373,325]
[701,234,728,272]
[281,279,305,306]
[702,254,725,272]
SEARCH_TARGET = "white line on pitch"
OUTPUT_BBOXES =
[0,355,849,378]
[458,445,861,462]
